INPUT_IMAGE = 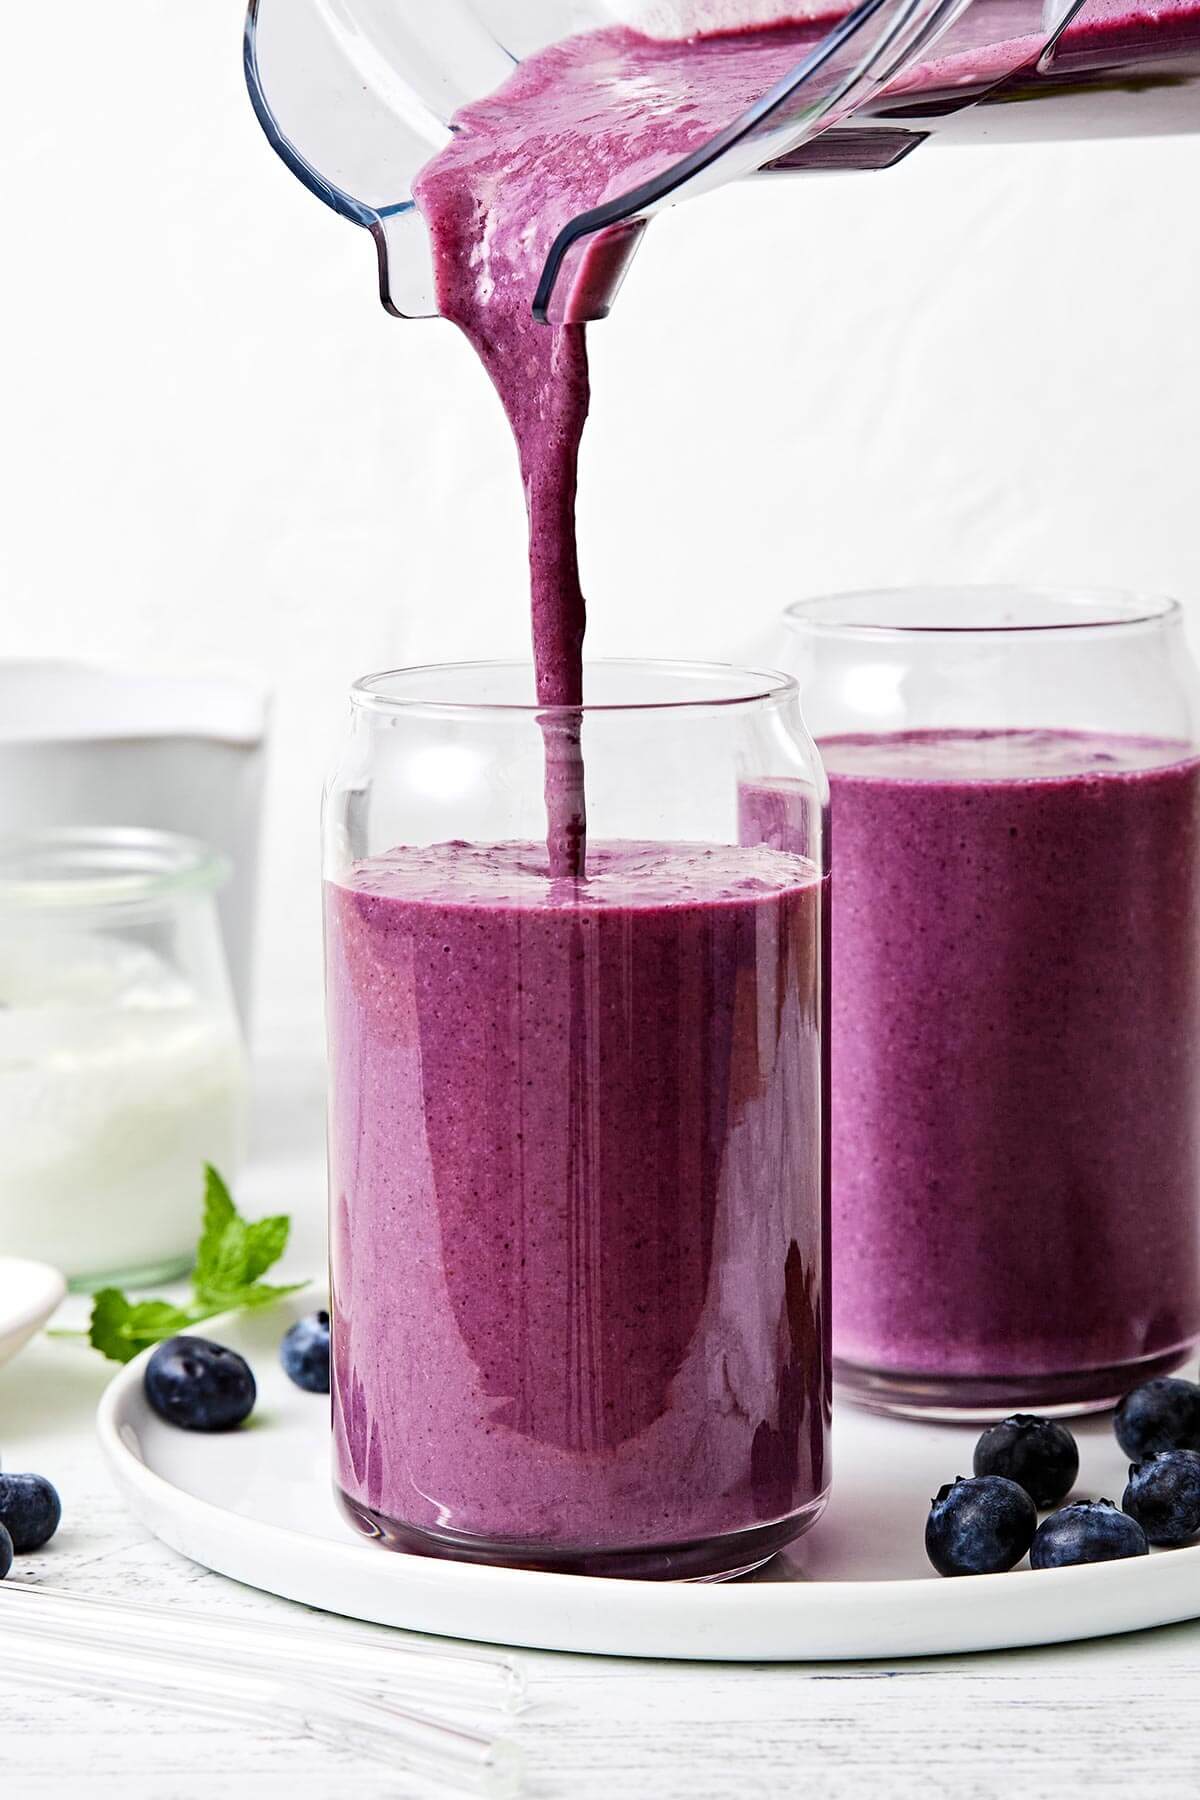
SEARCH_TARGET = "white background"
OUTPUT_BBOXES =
[3,0,1199,1054]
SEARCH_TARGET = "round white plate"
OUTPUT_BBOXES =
[0,1258,66,1371]
[98,1289,1200,1661]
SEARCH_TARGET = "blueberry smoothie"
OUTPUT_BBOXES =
[327,839,827,1575]
[820,730,1200,1410]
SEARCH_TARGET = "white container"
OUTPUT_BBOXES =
[0,829,249,1289]
[0,662,267,1027]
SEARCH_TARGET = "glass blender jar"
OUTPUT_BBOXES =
[245,0,1200,325]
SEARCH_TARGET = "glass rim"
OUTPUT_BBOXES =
[350,657,798,716]
[0,827,229,913]
[783,585,1182,638]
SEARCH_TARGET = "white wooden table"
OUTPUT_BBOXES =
[3,1059,1198,1799]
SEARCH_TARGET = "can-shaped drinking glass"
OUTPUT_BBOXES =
[324,659,830,1578]
[782,587,1200,1418]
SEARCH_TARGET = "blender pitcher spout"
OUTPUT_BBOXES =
[243,0,452,319]
[244,0,1107,329]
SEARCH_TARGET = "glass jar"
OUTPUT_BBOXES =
[0,829,249,1289]
[324,659,829,1579]
[781,587,1200,1418]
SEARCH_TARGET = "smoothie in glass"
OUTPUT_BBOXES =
[327,834,827,1576]
[822,728,1200,1410]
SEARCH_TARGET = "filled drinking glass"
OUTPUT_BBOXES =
[323,659,829,1579]
[781,587,1200,1418]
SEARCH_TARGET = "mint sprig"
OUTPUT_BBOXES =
[80,1166,306,1364]
[192,1164,295,1312]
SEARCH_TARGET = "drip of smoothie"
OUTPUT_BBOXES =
[813,730,1200,1402]
[327,839,828,1572]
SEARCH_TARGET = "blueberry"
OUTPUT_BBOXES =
[1122,1448,1200,1546]
[0,1473,61,1552]
[1114,1377,1200,1461]
[973,1414,1079,1508]
[280,1311,331,1394]
[0,1523,12,1581]
[925,1475,1037,1576]
[1030,1499,1148,1568]
[144,1336,256,1432]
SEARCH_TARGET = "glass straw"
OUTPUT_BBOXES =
[0,1578,525,1715]
[0,1615,522,1797]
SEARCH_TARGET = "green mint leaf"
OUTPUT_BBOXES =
[88,1289,135,1362]
[193,1167,295,1309]
[194,1163,238,1285]
[231,1280,307,1312]
[242,1214,290,1285]
[88,1289,203,1365]
[193,1218,253,1308]
[200,1161,236,1239]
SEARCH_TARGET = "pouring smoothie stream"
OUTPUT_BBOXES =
[410,22,866,875]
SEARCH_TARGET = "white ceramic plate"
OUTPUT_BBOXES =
[0,1259,67,1371]
[97,1290,1200,1661]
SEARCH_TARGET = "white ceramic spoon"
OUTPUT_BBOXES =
[0,1259,67,1371]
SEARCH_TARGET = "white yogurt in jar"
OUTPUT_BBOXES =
[0,931,247,1285]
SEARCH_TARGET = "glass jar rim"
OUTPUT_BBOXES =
[0,827,229,914]
[350,658,798,716]
[784,585,1181,637]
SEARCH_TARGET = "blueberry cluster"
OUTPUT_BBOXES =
[0,1472,62,1580]
[0,1314,332,1573]
[143,1311,331,1432]
[3,1310,329,1576]
[926,1376,1200,1576]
